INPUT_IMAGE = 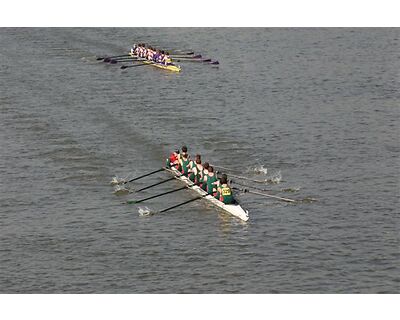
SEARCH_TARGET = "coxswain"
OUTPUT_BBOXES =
[204,165,218,195]
[166,150,179,168]
[215,174,234,204]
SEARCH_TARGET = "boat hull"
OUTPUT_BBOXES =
[165,167,249,222]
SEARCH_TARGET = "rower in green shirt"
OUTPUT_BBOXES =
[204,165,218,195]
[216,173,234,204]
[188,154,202,183]
[200,162,209,190]
[177,145,191,176]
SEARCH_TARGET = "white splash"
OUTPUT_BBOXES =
[267,170,282,184]
[110,176,125,185]
[138,206,153,216]
[253,165,268,175]
[113,184,130,195]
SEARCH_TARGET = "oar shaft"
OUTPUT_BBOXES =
[159,195,206,213]
[231,179,274,192]
[103,54,130,60]
[218,171,266,184]
[111,57,139,61]
[121,63,151,69]
[171,54,201,59]
[135,177,176,193]
[128,186,187,204]
[125,168,165,183]
[246,189,295,203]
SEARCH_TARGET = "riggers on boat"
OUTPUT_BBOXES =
[165,166,249,222]
[129,52,181,73]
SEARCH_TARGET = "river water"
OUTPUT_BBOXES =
[0,28,398,293]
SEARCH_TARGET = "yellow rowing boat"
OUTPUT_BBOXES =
[129,53,181,72]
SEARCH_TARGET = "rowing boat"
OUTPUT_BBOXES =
[165,166,249,222]
[129,53,181,72]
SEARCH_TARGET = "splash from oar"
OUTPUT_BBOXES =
[113,185,130,195]
[138,206,153,216]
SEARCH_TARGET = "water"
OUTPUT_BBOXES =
[0,28,398,293]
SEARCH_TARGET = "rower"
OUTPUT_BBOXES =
[215,173,234,204]
[147,47,154,61]
[189,155,203,183]
[130,44,137,55]
[157,50,165,63]
[178,145,188,162]
[142,44,147,58]
[153,49,160,62]
[179,146,191,176]
[135,43,141,57]
[134,44,141,56]
[200,162,209,190]
[162,52,172,65]
[166,149,179,168]
[204,165,218,195]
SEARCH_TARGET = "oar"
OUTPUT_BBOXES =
[109,58,139,64]
[174,58,212,63]
[231,179,276,193]
[212,164,240,173]
[96,54,130,61]
[127,186,187,204]
[234,187,296,203]
[217,171,267,184]
[171,54,202,59]
[121,63,152,69]
[123,168,165,184]
[169,50,195,55]
[134,177,176,193]
[158,194,208,213]
[104,55,132,62]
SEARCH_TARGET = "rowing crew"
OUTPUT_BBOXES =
[166,146,234,205]
[130,43,172,66]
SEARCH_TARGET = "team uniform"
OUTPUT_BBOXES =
[216,183,234,204]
